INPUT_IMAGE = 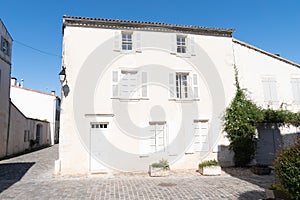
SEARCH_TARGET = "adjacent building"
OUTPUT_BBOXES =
[10,80,60,145]
[0,19,57,158]
[57,16,300,175]
[0,19,13,158]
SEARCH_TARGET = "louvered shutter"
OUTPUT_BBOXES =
[134,32,142,53]
[189,36,196,56]
[170,34,176,54]
[114,31,121,51]
[112,70,119,97]
[291,79,300,104]
[141,71,147,98]
[169,73,175,98]
[192,73,199,99]
[262,78,271,102]
[269,78,278,103]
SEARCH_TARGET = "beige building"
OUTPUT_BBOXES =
[0,19,12,158]
[58,16,300,175]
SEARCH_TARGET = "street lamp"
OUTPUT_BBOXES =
[59,66,66,84]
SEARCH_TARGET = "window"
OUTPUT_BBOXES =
[262,77,278,104]
[1,36,9,56]
[291,78,300,104]
[177,35,187,54]
[24,130,30,142]
[169,72,199,100]
[112,70,148,99]
[91,122,108,129]
[121,32,133,51]
[176,73,188,99]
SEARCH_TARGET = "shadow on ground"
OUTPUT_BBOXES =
[0,162,35,193]
[238,190,266,200]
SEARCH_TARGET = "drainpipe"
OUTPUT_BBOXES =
[6,99,11,156]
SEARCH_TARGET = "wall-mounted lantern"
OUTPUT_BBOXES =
[59,66,66,84]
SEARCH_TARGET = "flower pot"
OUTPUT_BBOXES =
[149,165,170,177]
[199,166,221,176]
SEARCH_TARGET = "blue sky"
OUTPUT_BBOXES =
[1,0,299,94]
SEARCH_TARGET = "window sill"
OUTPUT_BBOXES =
[111,97,150,101]
[170,52,195,57]
[113,50,142,54]
[168,98,200,103]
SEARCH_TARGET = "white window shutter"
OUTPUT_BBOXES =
[169,73,175,98]
[189,36,196,56]
[262,78,271,103]
[269,78,278,103]
[170,34,176,54]
[114,31,121,51]
[192,73,199,99]
[291,79,300,104]
[112,70,119,97]
[134,32,142,53]
[141,71,147,98]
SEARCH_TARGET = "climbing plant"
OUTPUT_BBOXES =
[224,65,300,167]
[224,65,264,166]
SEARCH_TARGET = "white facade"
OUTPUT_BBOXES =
[0,19,12,158]
[58,16,300,175]
[10,84,60,145]
[8,103,50,155]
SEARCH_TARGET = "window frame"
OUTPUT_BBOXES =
[176,35,187,54]
[91,122,109,129]
[121,31,133,51]
[176,72,189,99]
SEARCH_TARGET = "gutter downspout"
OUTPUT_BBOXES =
[6,99,11,156]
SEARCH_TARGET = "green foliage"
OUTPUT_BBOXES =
[261,108,300,127]
[224,67,263,166]
[274,138,300,199]
[198,160,220,168]
[151,159,170,170]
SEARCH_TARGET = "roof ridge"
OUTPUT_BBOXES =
[233,38,300,68]
[63,15,234,37]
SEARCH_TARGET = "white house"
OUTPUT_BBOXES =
[10,80,60,145]
[0,19,13,158]
[57,16,300,175]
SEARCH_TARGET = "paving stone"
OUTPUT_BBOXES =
[0,145,274,199]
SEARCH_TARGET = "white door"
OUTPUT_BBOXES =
[90,123,108,172]
[194,121,209,152]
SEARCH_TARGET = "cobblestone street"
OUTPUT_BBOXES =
[0,145,274,200]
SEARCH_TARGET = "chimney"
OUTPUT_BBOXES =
[20,79,24,88]
[51,90,56,95]
[11,77,17,86]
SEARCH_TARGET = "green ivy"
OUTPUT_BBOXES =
[224,66,263,166]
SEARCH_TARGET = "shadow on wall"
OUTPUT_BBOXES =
[0,162,35,193]
[238,190,266,200]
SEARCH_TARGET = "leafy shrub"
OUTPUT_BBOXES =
[224,68,263,166]
[151,159,170,170]
[274,137,300,199]
[198,160,220,168]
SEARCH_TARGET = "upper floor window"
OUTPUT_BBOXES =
[114,31,141,53]
[112,70,148,99]
[176,73,188,99]
[262,77,278,105]
[121,32,133,51]
[169,72,199,100]
[177,35,187,54]
[1,36,10,56]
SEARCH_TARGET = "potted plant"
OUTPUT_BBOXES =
[149,159,170,177]
[198,160,221,176]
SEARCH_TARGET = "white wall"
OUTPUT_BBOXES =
[59,25,235,174]
[10,86,59,145]
[8,103,50,156]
